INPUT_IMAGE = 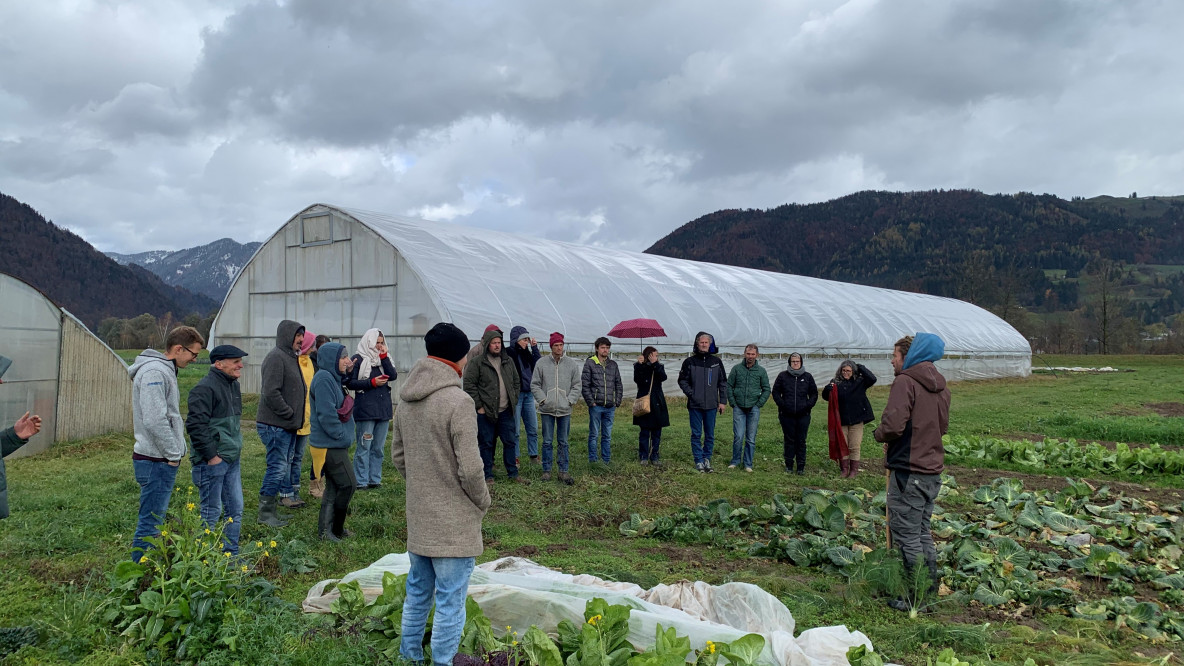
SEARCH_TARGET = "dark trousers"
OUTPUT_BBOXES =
[477,410,519,480]
[318,448,356,538]
[887,470,941,589]
[779,412,811,471]
[638,428,662,462]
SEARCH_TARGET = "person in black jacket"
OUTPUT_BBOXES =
[343,329,398,490]
[506,326,542,463]
[632,346,670,466]
[821,359,877,478]
[677,332,728,473]
[771,352,817,475]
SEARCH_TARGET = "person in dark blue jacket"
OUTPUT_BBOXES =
[343,329,397,490]
[771,352,818,475]
[677,332,729,473]
[506,326,541,462]
[310,342,356,541]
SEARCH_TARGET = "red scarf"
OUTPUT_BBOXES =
[827,383,850,461]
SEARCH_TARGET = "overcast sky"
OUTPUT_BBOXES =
[2,0,1182,253]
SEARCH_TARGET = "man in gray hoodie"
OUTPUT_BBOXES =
[530,332,581,484]
[129,325,204,562]
[392,322,490,666]
[255,319,307,527]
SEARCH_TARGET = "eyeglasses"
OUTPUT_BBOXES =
[183,346,201,359]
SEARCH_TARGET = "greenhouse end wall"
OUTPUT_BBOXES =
[0,274,61,457]
[211,207,440,395]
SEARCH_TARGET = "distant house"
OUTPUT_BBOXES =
[0,272,133,456]
[212,204,1031,396]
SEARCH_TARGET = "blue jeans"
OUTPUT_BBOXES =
[516,393,539,457]
[540,414,571,472]
[688,408,718,465]
[257,424,296,497]
[730,406,760,468]
[280,434,306,498]
[191,458,244,554]
[476,410,519,480]
[587,405,615,463]
[353,419,390,487]
[401,553,475,666]
[132,459,179,562]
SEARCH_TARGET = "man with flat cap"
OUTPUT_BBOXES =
[186,344,249,554]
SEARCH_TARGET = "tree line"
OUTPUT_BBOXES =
[98,312,216,351]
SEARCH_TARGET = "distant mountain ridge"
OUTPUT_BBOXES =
[0,192,220,328]
[645,190,1184,319]
[108,237,260,302]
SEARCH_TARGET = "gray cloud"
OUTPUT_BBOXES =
[0,0,1182,253]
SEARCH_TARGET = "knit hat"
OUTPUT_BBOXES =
[485,324,500,333]
[425,323,470,362]
[300,331,316,356]
[549,332,564,346]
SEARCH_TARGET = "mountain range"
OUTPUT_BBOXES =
[0,192,219,329]
[107,238,260,303]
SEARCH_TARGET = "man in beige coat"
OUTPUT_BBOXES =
[392,322,491,666]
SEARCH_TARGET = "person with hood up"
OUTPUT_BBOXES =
[821,359,877,478]
[677,332,729,473]
[343,328,398,490]
[128,325,205,562]
[727,344,771,472]
[392,323,491,666]
[310,341,357,541]
[256,319,308,526]
[632,346,670,467]
[530,332,581,484]
[463,327,529,485]
[186,345,248,554]
[874,333,951,612]
[1,355,43,520]
[506,326,541,463]
[581,336,623,465]
[771,352,818,474]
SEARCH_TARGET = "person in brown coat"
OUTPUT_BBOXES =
[874,332,951,613]
[391,322,491,666]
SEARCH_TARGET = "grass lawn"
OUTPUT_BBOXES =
[1,354,1182,664]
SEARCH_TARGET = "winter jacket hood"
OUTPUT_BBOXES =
[691,331,719,355]
[274,319,305,352]
[309,342,352,448]
[509,326,529,346]
[903,332,945,370]
[129,349,186,462]
[315,341,346,377]
[875,360,951,475]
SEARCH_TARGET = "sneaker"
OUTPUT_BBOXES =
[695,461,706,473]
[744,467,753,473]
[356,484,370,492]
[704,460,715,473]
[511,476,532,486]
[370,482,382,490]
[541,472,552,481]
[727,464,737,470]
[795,469,805,476]
[559,472,574,486]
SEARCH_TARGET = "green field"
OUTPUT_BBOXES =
[1,355,1183,664]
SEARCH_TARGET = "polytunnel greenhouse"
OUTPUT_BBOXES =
[0,272,133,456]
[212,204,1030,396]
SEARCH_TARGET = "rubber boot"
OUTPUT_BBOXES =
[849,460,861,477]
[840,458,851,478]
[257,495,289,528]
[318,498,341,541]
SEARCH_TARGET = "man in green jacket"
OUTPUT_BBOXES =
[186,345,248,554]
[463,328,528,486]
[727,344,771,472]
[1,400,42,519]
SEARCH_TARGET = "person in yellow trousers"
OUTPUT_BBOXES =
[298,331,326,499]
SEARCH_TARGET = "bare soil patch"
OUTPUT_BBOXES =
[1147,402,1184,418]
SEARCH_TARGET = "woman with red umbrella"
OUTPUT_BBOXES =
[632,346,670,466]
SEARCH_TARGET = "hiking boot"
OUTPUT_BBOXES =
[559,472,574,486]
[279,496,306,509]
[541,472,552,481]
[257,495,289,528]
[309,477,324,499]
[511,476,531,486]
[849,460,861,477]
[839,459,851,478]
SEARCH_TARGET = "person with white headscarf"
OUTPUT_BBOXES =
[343,328,398,490]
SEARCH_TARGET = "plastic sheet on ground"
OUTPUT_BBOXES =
[304,553,887,666]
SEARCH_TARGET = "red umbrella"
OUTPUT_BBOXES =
[607,318,667,351]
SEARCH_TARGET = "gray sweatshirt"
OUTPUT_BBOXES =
[128,349,186,462]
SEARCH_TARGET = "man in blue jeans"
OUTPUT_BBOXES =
[392,322,491,666]
[530,332,581,485]
[727,344,771,472]
[186,345,248,554]
[128,325,205,562]
[506,326,541,463]
[256,319,308,527]
[581,337,623,465]
[678,332,729,473]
